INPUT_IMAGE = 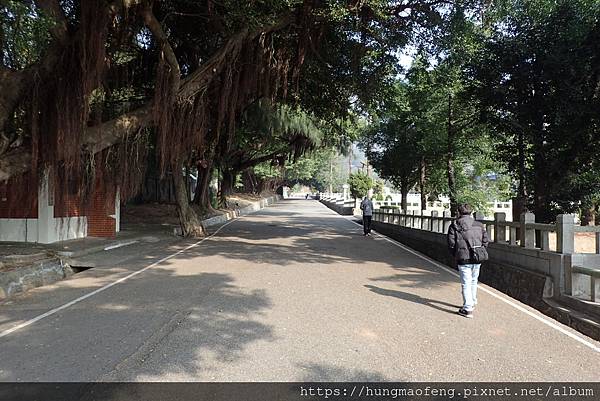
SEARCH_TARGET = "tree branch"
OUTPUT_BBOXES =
[178,13,294,102]
[0,11,295,181]
[0,147,31,181]
[34,0,69,42]
[236,151,283,171]
[141,1,181,94]
[82,106,153,155]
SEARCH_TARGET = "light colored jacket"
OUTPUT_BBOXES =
[360,198,373,216]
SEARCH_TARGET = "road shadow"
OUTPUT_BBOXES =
[0,269,275,381]
[297,363,390,381]
[364,285,460,315]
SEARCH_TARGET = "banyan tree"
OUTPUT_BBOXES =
[0,0,453,237]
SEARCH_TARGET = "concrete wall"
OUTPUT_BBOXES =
[566,253,600,300]
[371,220,557,312]
[37,173,88,244]
[47,217,88,243]
[0,219,38,242]
[319,199,354,216]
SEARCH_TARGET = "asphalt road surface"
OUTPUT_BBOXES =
[0,199,598,381]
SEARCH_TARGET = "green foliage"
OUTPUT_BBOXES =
[360,42,512,212]
[283,147,348,192]
[348,171,373,199]
[254,162,283,180]
[1,0,54,68]
[4,0,599,225]
[209,189,218,210]
[469,0,600,220]
[373,180,385,201]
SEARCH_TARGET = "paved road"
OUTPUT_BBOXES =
[0,199,598,381]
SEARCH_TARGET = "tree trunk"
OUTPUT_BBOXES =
[517,128,527,206]
[219,168,236,207]
[401,181,409,212]
[513,127,528,236]
[532,125,553,223]
[419,156,426,211]
[173,163,205,237]
[581,201,596,226]
[193,160,214,210]
[447,94,458,216]
[329,158,333,194]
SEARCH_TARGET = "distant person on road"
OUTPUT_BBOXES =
[360,195,374,236]
[447,203,489,318]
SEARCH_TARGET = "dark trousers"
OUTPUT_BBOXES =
[363,215,372,234]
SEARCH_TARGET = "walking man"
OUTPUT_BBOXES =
[360,195,374,236]
[447,203,489,318]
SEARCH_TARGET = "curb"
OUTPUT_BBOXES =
[55,239,140,258]
[0,258,73,300]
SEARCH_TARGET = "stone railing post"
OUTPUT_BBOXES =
[431,211,438,232]
[494,212,506,243]
[442,210,451,233]
[520,212,535,248]
[596,232,600,254]
[556,214,576,254]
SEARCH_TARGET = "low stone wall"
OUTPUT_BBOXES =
[320,200,354,216]
[371,220,554,312]
[0,258,73,300]
[202,195,282,228]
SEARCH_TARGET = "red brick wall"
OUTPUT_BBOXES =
[53,194,83,217]
[0,170,117,239]
[0,173,38,218]
[87,188,117,238]
[51,170,117,238]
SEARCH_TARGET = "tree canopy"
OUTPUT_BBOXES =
[1,0,599,232]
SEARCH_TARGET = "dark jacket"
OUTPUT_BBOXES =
[447,215,489,264]
[360,198,374,216]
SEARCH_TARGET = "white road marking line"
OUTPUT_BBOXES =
[0,219,238,339]
[104,240,139,251]
[344,216,600,353]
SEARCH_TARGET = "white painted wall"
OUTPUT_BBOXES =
[47,217,87,242]
[36,171,87,244]
[0,219,38,242]
[0,171,112,243]
[110,189,120,233]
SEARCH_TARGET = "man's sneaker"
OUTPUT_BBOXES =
[457,308,473,318]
